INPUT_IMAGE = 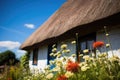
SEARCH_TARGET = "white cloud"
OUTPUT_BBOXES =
[0,41,21,49]
[16,50,27,58]
[24,24,35,29]
[17,50,26,54]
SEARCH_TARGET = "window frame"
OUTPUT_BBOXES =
[78,33,96,61]
[32,48,38,65]
[47,43,57,65]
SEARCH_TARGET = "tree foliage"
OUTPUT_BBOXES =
[0,50,19,65]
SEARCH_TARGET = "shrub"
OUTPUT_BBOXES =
[20,52,29,69]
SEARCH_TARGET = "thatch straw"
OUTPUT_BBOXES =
[20,0,120,50]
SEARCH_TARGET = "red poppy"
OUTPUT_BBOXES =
[57,75,67,80]
[66,60,79,73]
[93,41,104,48]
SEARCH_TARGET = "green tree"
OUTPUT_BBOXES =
[0,50,19,65]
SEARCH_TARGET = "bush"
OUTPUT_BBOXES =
[20,52,29,69]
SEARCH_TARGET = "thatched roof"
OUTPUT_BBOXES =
[20,0,120,50]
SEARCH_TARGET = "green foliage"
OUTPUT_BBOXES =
[0,50,19,65]
[0,64,30,80]
[0,44,120,80]
[20,52,29,69]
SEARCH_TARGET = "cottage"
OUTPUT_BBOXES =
[20,0,120,71]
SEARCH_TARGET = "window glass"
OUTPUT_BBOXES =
[47,44,57,69]
[80,42,86,50]
[48,44,57,64]
[33,48,38,65]
[87,40,94,50]
[78,33,96,62]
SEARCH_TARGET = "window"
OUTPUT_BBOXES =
[78,33,96,61]
[47,44,57,65]
[33,48,38,65]
[47,44,57,69]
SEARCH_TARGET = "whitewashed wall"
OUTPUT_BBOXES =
[96,26,120,57]
[29,39,76,71]
[29,46,48,72]
[57,39,76,61]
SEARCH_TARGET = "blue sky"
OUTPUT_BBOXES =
[0,0,66,58]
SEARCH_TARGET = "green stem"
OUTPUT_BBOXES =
[76,73,78,80]
[104,26,114,56]
[104,46,108,58]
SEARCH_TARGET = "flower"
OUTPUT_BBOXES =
[98,53,107,58]
[109,55,119,62]
[62,57,67,62]
[98,54,102,57]
[52,67,60,72]
[90,57,94,61]
[83,55,90,61]
[79,54,83,57]
[81,66,90,72]
[79,62,86,67]
[106,44,110,48]
[106,33,109,36]
[91,53,95,57]
[57,53,62,58]
[57,75,68,80]
[93,41,104,48]
[53,53,58,57]
[66,49,70,53]
[71,41,76,44]
[52,44,56,48]
[102,53,107,57]
[65,71,74,78]
[62,49,70,53]
[50,53,53,56]
[61,44,67,50]
[57,51,61,54]
[62,50,66,53]
[71,54,76,58]
[49,60,55,65]
[46,73,54,79]
[81,66,87,71]
[56,60,62,67]
[66,60,79,73]
[83,49,89,53]
[52,48,57,53]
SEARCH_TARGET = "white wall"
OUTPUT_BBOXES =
[29,46,48,72]
[57,39,76,60]
[29,39,76,72]
[96,26,120,57]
